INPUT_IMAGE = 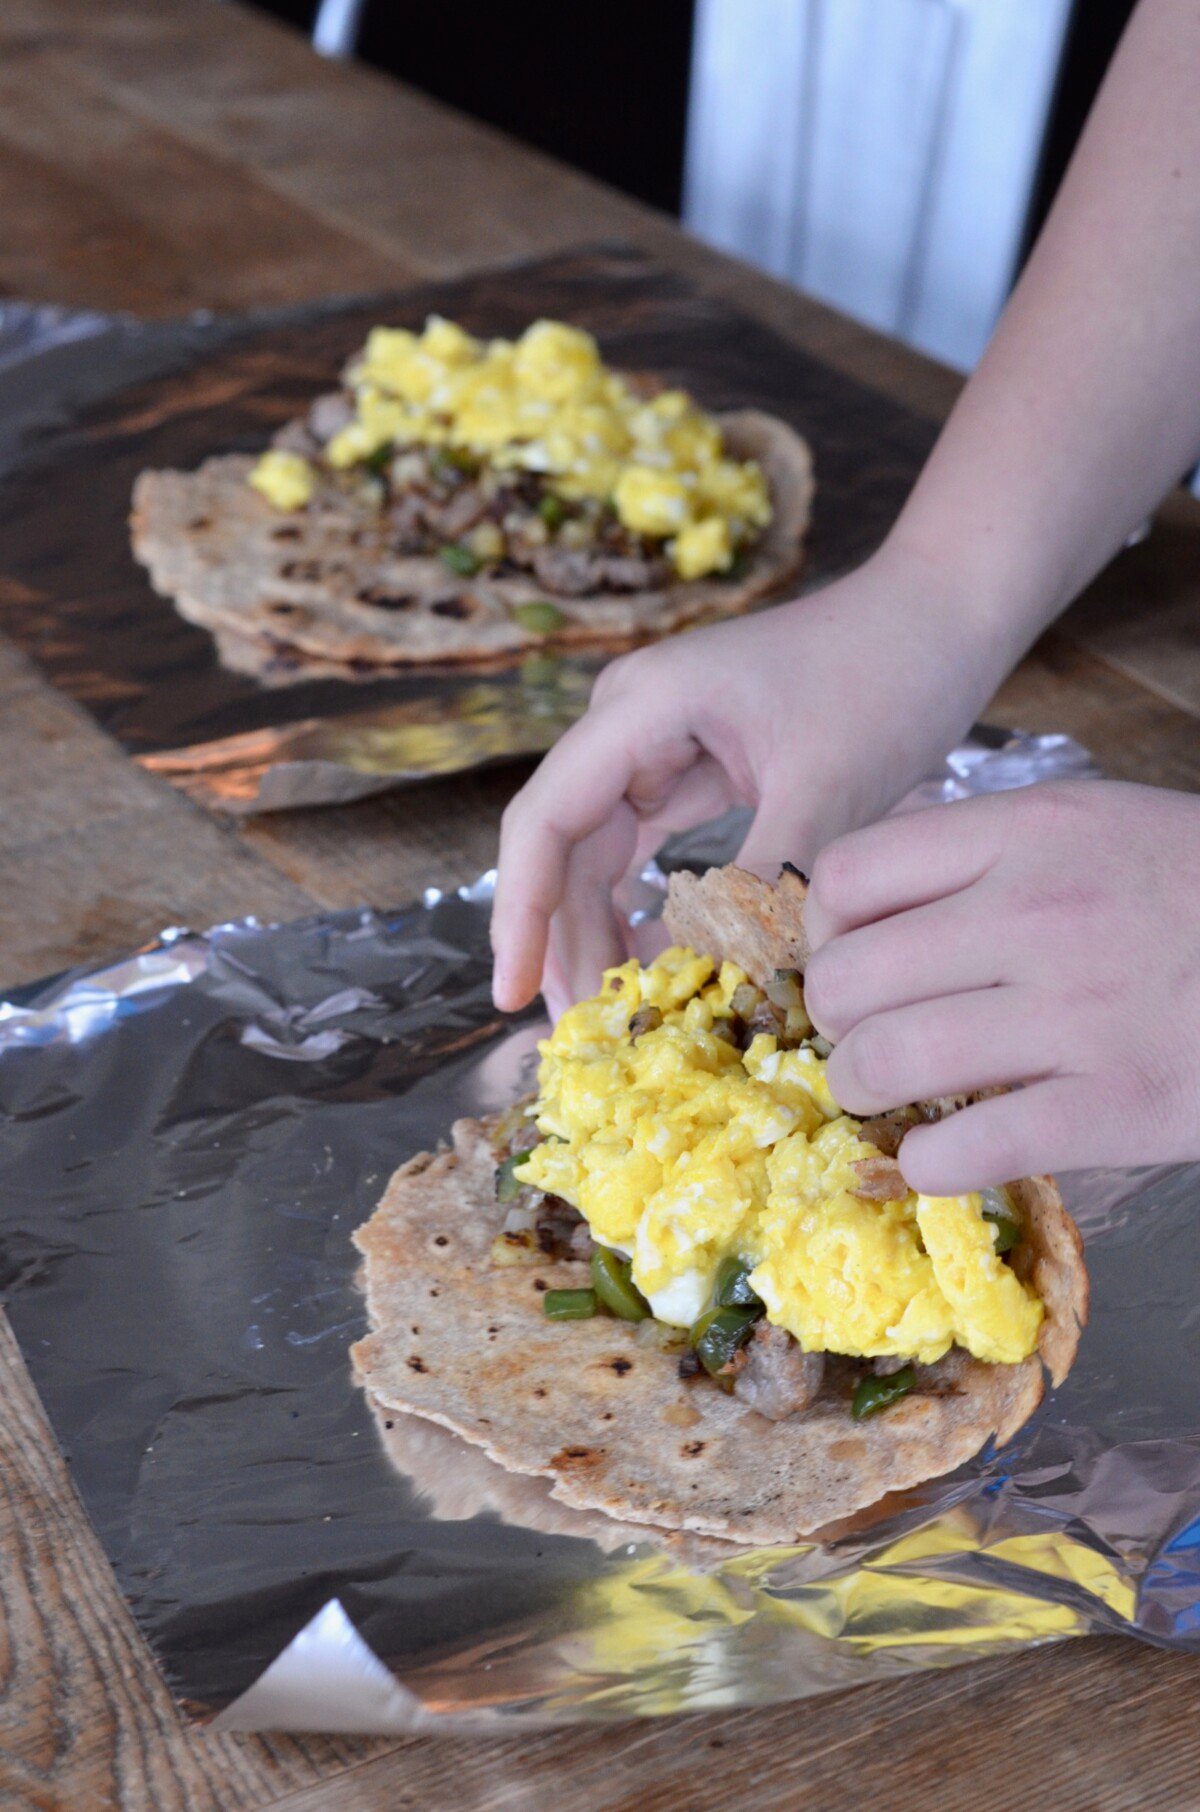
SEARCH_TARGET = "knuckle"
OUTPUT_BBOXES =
[588,663,622,707]
[591,647,644,704]
[1007,873,1101,924]
[1013,781,1091,842]
[809,838,862,918]
[964,1109,1032,1189]
[499,786,554,849]
[841,1017,907,1104]
[1105,1046,1181,1148]
[1063,971,1116,1012]
[499,793,527,837]
[918,1094,1035,1192]
[803,946,848,1031]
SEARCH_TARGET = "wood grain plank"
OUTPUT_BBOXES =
[238,632,1200,917]
[0,0,656,275]
[0,660,319,987]
[0,683,167,857]
[0,801,318,990]
[1048,493,1200,720]
[994,632,1200,793]
[0,636,46,702]
[0,1318,398,1812]
[238,768,527,910]
[0,45,406,314]
[257,1638,1200,1812]
[12,0,664,272]
[0,0,965,420]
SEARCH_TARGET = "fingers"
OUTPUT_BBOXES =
[542,810,639,1018]
[491,706,696,1010]
[805,796,1004,949]
[825,986,1057,1118]
[540,757,740,1014]
[897,1079,1097,1195]
[627,755,743,877]
[736,782,820,880]
[804,885,1009,1039]
[537,945,575,1026]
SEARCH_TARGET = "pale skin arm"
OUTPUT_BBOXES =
[885,0,1200,640]
[491,0,1200,1187]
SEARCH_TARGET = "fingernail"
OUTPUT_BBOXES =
[493,965,523,1014]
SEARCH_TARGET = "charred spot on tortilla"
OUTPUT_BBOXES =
[358,589,416,611]
[552,1446,605,1470]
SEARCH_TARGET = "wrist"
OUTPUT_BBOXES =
[763,538,1028,835]
[879,488,1073,675]
[856,533,1035,711]
[873,521,1065,688]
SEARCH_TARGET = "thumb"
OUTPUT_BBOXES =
[735,784,820,881]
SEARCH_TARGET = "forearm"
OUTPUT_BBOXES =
[886,0,1200,667]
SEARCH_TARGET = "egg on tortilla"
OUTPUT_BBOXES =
[351,864,1088,1542]
[130,318,815,676]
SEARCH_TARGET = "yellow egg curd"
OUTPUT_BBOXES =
[248,449,316,512]
[248,316,771,579]
[521,948,1043,1367]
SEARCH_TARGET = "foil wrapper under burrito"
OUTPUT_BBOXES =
[0,738,1197,1730]
[0,249,942,814]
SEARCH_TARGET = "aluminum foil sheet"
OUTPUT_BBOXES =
[0,733,1196,1732]
[0,249,941,814]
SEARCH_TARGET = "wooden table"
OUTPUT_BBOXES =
[2,4,1199,1808]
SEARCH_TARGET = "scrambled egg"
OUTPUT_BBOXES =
[522,948,1043,1367]
[249,449,316,511]
[251,316,771,579]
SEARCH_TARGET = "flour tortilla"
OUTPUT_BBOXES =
[351,868,1087,1542]
[131,410,814,672]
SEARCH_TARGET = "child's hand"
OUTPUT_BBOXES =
[804,779,1200,1191]
[492,542,1017,1017]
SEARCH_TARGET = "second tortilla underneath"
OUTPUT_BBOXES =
[350,1117,1052,1543]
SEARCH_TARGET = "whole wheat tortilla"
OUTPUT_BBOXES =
[364,1391,734,1566]
[351,866,1087,1543]
[131,411,814,672]
[666,862,813,986]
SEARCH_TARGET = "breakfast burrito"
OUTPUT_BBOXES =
[351,865,1087,1541]
[131,317,814,674]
